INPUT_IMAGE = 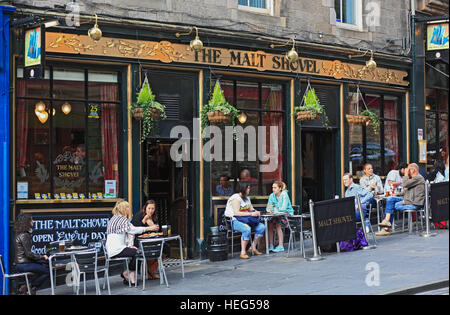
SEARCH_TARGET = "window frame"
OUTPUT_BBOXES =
[347,87,404,177]
[335,0,363,32]
[238,0,274,16]
[210,76,287,196]
[14,62,124,200]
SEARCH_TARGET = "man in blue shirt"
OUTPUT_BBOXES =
[343,173,374,231]
[216,175,234,196]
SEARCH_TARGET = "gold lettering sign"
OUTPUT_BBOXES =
[46,32,409,86]
[318,215,354,228]
[437,198,449,206]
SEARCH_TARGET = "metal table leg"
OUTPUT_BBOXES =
[178,236,184,278]
[264,217,269,254]
[49,256,55,295]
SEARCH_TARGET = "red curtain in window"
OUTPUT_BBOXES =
[100,84,119,192]
[16,80,28,174]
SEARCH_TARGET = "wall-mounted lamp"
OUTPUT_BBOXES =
[176,26,203,52]
[349,49,377,71]
[88,14,102,41]
[238,112,247,124]
[270,37,299,63]
[61,102,72,115]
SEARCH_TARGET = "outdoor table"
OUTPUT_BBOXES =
[260,212,288,254]
[48,246,91,295]
[136,234,184,285]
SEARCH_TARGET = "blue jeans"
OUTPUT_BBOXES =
[16,262,50,288]
[232,219,266,241]
[355,201,371,229]
[385,196,421,223]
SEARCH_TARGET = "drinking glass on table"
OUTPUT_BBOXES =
[58,241,65,252]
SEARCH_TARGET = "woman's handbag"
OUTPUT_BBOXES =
[234,215,261,228]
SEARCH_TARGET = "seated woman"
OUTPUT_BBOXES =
[14,213,50,295]
[359,163,384,196]
[131,200,161,280]
[224,182,266,259]
[266,181,294,253]
[106,200,153,285]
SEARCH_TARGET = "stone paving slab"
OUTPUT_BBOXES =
[37,229,449,295]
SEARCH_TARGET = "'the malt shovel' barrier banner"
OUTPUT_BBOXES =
[430,182,449,222]
[313,197,357,247]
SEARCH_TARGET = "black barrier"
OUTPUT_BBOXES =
[313,197,356,247]
[430,182,449,223]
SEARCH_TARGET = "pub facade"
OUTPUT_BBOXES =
[3,1,417,271]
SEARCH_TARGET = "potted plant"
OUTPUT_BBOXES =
[130,76,167,142]
[294,88,324,122]
[345,85,380,134]
[200,80,239,134]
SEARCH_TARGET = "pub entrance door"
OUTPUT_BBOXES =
[143,140,193,258]
[301,131,337,207]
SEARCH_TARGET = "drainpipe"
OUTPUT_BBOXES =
[0,4,16,295]
[410,0,416,164]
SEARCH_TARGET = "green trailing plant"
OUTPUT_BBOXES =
[360,109,380,134]
[200,80,240,137]
[130,76,167,143]
[294,87,329,127]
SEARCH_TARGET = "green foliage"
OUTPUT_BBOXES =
[130,77,167,143]
[361,109,380,134]
[200,80,240,137]
[294,88,329,127]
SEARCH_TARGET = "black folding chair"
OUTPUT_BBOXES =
[135,239,166,290]
[72,249,110,295]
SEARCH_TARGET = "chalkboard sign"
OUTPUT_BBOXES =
[30,212,111,255]
[313,197,356,247]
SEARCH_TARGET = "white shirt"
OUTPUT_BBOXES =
[224,193,252,219]
[106,214,146,258]
[384,170,402,192]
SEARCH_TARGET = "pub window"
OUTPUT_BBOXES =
[211,79,285,197]
[16,66,121,200]
[347,89,403,177]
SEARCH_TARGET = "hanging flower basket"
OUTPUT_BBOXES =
[131,107,143,120]
[206,111,232,124]
[296,109,321,121]
[345,114,370,125]
[130,75,167,142]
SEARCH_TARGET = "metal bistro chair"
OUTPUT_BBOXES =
[102,240,131,289]
[1,255,32,295]
[72,249,110,295]
[135,239,166,290]
[356,195,377,247]
[222,216,255,257]
[286,205,309,258]
[402,181,428,234]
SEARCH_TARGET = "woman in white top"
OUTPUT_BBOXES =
[225,182,266,259]
[106,200,152,285]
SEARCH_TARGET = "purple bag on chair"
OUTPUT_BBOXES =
[339,229,368,252]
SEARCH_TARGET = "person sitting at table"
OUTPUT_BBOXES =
[359,163,384,196]
[343,173,373,232]
[384,162,408,193]
[224,182,266,259]
[266,181,293,253]
[216,175,234,196]
[376,163,425,236]
[106,200,153,286]
[14,213,50,295]
[131,200,161,280]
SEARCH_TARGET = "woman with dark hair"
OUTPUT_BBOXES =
[14,213,49,294]
[224,182,265,259]
[131,200,161,280]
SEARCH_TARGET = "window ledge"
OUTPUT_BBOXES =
[336,21,364,32]
[238,5,272,16]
